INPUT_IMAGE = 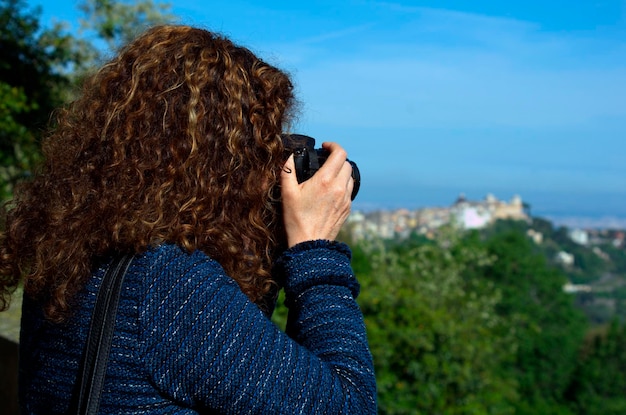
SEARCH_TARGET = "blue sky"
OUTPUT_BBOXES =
[29,0,626,222]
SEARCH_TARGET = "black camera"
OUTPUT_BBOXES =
[281,134,360,200]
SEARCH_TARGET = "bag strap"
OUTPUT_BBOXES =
[73,254,134,415]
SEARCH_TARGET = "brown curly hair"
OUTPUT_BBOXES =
[0,25,295,322]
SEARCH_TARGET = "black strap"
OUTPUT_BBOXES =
[73,254,134,415]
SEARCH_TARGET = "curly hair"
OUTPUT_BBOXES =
[0,25,295,322]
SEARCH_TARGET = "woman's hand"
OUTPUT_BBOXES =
[280,142,354,248]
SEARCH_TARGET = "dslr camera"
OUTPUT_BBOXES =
[282,134,360,201]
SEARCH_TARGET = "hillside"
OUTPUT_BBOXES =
[517,217,626,325]
[347,197,626,326]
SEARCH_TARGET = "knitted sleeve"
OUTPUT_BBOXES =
[140,242,377,414]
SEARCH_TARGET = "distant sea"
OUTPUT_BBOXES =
[353,185,626,230]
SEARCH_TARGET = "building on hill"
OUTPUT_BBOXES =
[450,193,528,229]
[450,193,492,229]
[568,229,590,246]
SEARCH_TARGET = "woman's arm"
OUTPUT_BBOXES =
[140,243,376,414]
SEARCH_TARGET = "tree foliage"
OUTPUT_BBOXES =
[79,0,174,50]
[470,228,587,413]
[337,222,622,414]
[0,0,75,199]
[74,0,175,75]
[566,320,626,414]
[353,227,518,414]
[0,0,176,202]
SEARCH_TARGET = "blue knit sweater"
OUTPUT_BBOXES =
[19,240,377,414]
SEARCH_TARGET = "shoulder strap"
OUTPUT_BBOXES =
[73,254,134,415]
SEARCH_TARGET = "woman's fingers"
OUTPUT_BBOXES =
[281,143,353,247]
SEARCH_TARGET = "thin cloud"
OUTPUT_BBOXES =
[286,6,626,131]
[296,23,376,45]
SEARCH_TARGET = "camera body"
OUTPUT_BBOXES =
[282,134,360,200]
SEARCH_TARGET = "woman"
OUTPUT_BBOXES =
[0,25,376,413]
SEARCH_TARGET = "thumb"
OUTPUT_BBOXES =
[280,155,299,192]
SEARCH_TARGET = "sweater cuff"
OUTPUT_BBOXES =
[275,240,359,301]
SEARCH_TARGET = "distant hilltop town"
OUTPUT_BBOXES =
[347,193,626,305]
[348,193,529,240]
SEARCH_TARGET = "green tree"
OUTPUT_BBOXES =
[76,0,175,71]
[0,0,76,199]
[474,229,587,414]
[0,83,34,198]
[0,0,176,201]
[354,228,518,414]
[566,320,626,414]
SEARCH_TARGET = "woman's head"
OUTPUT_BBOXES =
[0,25,295,321]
